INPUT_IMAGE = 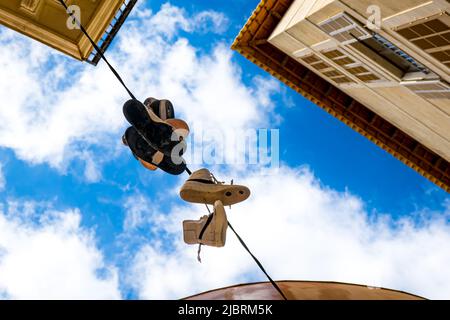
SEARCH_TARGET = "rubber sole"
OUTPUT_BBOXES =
[180,181,250,206]
[212,200,227,247]
[138,159,157,171]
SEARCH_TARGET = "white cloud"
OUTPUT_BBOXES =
[127,166,450,300]
[0,29,127,172]
[0,3,266,180]
[144,4,192,38]
[0,200,120,299]
[77,150,102,183]
[136,4,229,38]
[193,11,230,34]
[123,193,154,231]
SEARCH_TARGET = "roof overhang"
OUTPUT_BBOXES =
[232,0,449,192]
[0,0,137,65]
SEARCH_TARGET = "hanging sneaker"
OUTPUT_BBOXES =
[183,200,228,247]
[123,126,186,175]
[122,115,189,173]
[123,99,183,156]
[144,98,189,141]
[180,168,250,206]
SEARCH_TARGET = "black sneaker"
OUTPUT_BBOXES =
[123,99,182,156]
[124,126,186,176]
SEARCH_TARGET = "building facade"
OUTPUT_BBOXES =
[233,0,450,191]
[0,0,136,65]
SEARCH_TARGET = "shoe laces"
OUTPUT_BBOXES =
[210,172,225,185]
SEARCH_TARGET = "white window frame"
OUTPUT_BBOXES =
[402,80,450,99]
[318,12,372,45]
[321,47,388,85]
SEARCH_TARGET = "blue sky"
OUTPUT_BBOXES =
[0,0,448,299]
[140,0,448,214]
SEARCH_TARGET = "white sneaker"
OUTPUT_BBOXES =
[180,168,250,206]
[183,200,228,247]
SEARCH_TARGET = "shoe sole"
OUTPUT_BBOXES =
[183,220,200,245]
[212,200,227,247]
[138,159,157,171]
[180,181,250,206]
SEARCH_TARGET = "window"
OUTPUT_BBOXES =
[402,80,450,99]
[354,34,430,74]
[302,55,321,64]
[319,13,372,45]
[323,70,342,77]
[311,62,332,71]
[334,56,355,66]
[20,0,40,14]
[299,53,354,85]
[322,48,386,84]
[397,13,450,69]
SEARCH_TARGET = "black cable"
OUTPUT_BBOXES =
[61,0,192,179]
[228,222,288,300]
[58,0,136,100]
[191,172,286,299]
[198,203,286,300]
[60,0,284,300]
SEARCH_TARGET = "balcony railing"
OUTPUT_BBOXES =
[86,0,138,66]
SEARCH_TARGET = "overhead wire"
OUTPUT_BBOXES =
[58,0,287,301]
[58,0,136,100]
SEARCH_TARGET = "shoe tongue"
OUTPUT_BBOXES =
[159,100,167,120]
[188,169,214,183]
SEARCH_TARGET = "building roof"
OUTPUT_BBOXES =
[232,0,449,192]
[185,280,425,300]
[0,0,137,66]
